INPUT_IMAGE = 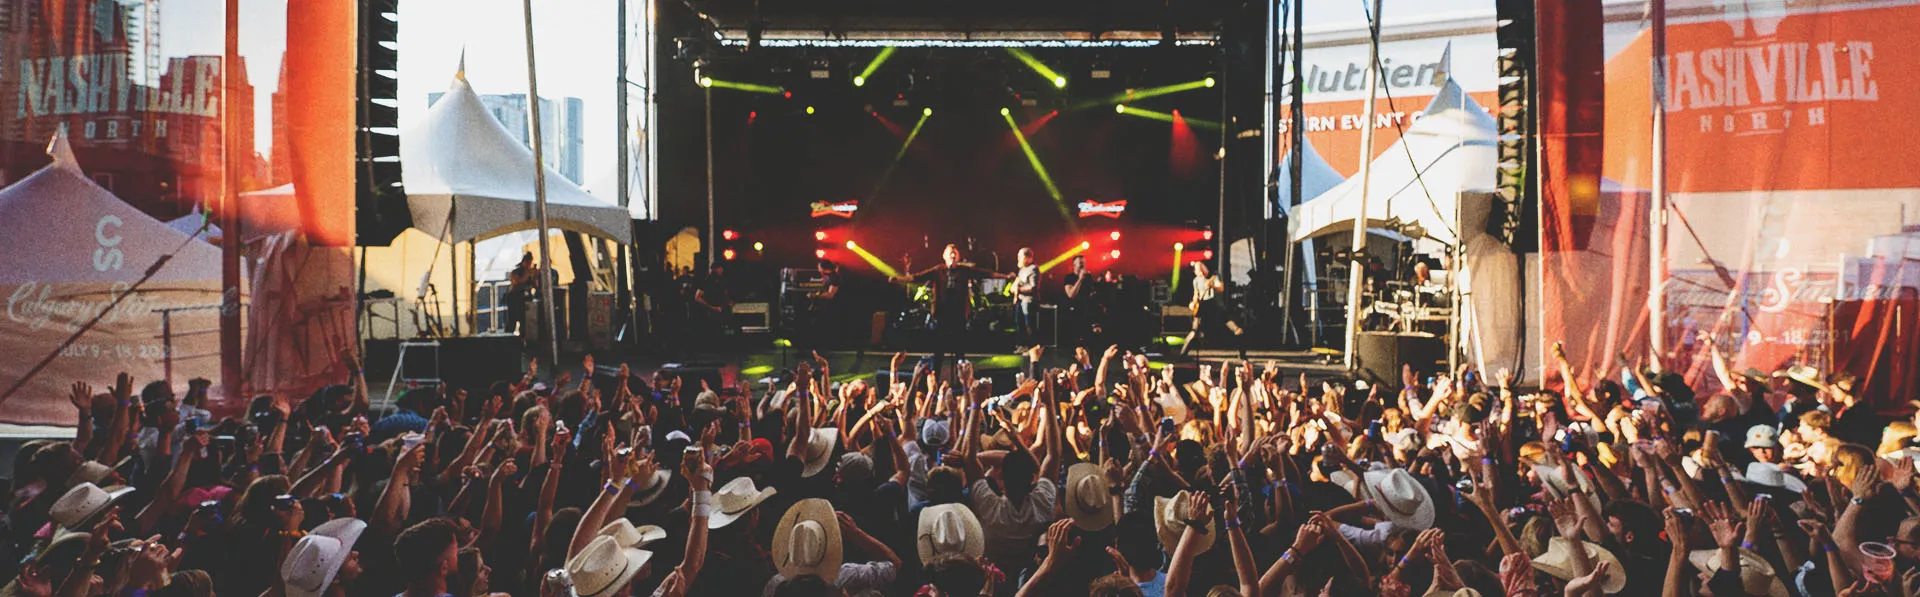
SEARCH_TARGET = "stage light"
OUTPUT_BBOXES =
[699,76,713,87]
[783,90,792,99]
[753,241,765,252]
[1000,107,1010,116]
[1005,48,1068,91]
[704,79,784,94]
[857,46,897,86]
[1202,249,1213,260]
[1053,76,1067,88]
[1001,109,1065,207]
[1173,242,1183,251]
[814,230,828,241]
[815,248,827,259]
[1204,77,1216,88]
[806,106,816,115]
[1072,79,1217,112]
[923,107,933,117]
[1202,229,1214,241]
[1080,241,1091,250]
[1115,104,1126,114]
[1115,104,1223,129]
[1040,241,1092,273]
[722,248,736,260]
[844,240,857,249]
[722,229,737,240]
[1171,242,1185,290]
[853,75,866,86]
[1109,249,1121,259]
[843,241,901,277]
[1109,231,1121,241]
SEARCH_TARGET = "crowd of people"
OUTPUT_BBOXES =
[4,339,1919,597]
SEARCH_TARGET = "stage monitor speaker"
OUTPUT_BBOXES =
[1353,332,1446,386]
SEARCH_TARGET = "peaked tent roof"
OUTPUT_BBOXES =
[1276,138,1345,207]
[165,206,222,242]
[0,131,222,284]
[402,74,632,244]
[1287,77,1497,246]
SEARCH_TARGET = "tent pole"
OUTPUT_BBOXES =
[1649,0,1670,361]
[524,0,560,366]
[219,0,243,403]
[616,0,636,344]
[1344,0,1384,370]
[705,87,715,272]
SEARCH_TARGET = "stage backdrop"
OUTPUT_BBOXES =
[0,0,358,428]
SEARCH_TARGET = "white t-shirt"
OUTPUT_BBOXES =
[969,477,1058,567]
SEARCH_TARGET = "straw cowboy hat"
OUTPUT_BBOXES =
[1743,461,1808,493]
[1154,491,1216,555]
[1689,547,1789,597]
[1365,469,1436,530]
[1785,366,1825,391]
[281,518,367,597]
[916,504,986,563]
[625,468,673,509]
[708,476,777,530]
[1531,537,1626,594]
[596,518,667,550]
[799,428,841,478]
[774,498,844,583]
[50,482,135,529]
[566,535,653,597]
[1063,463,1116,531]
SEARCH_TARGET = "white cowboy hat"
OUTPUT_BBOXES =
[281,518,367,597]
[625,469,673,509]
[1785,366,1826,391]
[773,498,844,583]
[1364,469,1436,530]
[1063,463,1116,531]
[1688,548,1789,597]
[597,518,667,549]
[1744,461,1808,494]
[1531,537,1626,594]
[566,535,653,597]
[71,461,115,486]
[1745,425,1780,449]
[1154,491,1216,555]
[799,428,840,478]
[916,504,986,563]
[50,482,135,529]
[708,476,777,530]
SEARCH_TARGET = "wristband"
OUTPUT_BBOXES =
[603,481,620,495]
[692,490,714,518]
[1480,457,1494,465]
[625,478,645,492]
[1741,541,1756,550]
[124,589,148,597]
[1822,544,1837,554]
[1280,549,1297,564]
[350,368,362,375]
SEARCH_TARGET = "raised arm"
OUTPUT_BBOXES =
[1258,519,1323,597]
[652,447,714,597]
[1164,492,1212,597]
[478,459,519,547]
[372,444,423,534]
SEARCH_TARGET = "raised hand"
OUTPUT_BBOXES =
[1499,552,1537,596]
[1701,501,1745,549]
[1564,559,1612,596]
[69,381,93,411]
[1292,520,1326,552]
[111,372,134,403]
[1046,519,1081,563]
[1547,498,1585,540]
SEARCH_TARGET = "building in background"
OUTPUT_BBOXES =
[428,91,585,184]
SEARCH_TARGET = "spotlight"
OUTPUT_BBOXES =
[806,106,815,115]
[1000,107,1010,116]
[1204,77,1216,88]
[722,248,736,260]
[923,107,933,117]
[698,76,713,87]
[844,240,857,249]
[722,229,737,241]
[1115,104,1126,114]
[783,90,792,99]
[1109,249,1121,259]
[1173,242,1184,251]
[1079,241,1091,250]
[853,75,866,86]
[1202,229,1214,241]
[753,241,764,252]
[814,230,828,241]
[1053,76,1067,88]
[1202,249,1214,260]
[1109,231,1121,241]
[815,248,827,259]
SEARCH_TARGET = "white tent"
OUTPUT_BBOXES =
[1287,77,1495,246]
[0,132,224,428]
[165,206,221,242]
[1277,138,1345,207]
[402,73,633,245]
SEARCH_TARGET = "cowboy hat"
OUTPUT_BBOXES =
[625,468,673,509]
[1688,547,1789,597]
[708,476,777,530]
[597,519,667,549]
[918,418,952,450]
[1154,491,1216,555]
[1063,463,1116,531]
[1784,366,1825,391]
[281,518,367,597]
[773,498,844,583]
[1531,537,1626,593]
[1745,425,1780,449]
[916,504,986,563]
[566,535,653,597]
[1744,461,1808,493]
[49,482,135,529]
[1365,469,1436,530]
[799,428,840,478]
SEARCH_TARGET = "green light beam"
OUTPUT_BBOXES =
[1115,105,1223,129]
[844,242,901,278]
[707,79,785,94]
[1003,111,1063,204]
[1039,241,1091,273]
[867,111,932,200]
[1170,243,1184,291]
[1068,78,1214,111]
[854,47,897,86]
[1004,48,1066,88]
